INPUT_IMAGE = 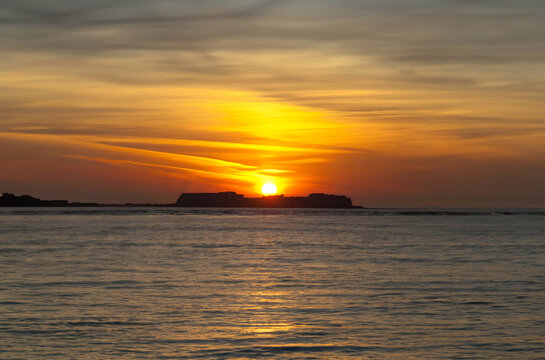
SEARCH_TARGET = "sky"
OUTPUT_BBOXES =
[1,0,545,207]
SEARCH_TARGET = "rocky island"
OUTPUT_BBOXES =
[176,192,361,208]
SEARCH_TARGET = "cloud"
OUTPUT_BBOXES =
[3,0,544,100]
[2,0,543,130]
[3,1,544,61]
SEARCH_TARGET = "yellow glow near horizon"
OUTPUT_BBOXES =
[261,183,278,196]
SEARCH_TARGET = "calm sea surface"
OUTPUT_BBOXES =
[1,208,544,359]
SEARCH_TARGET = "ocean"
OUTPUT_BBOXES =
[1,208,544,359]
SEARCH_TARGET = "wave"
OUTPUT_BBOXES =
[192,344,382,358]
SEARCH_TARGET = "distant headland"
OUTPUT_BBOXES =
[1,192,363,209]
[0,193,170,207]
[0,193,70,207]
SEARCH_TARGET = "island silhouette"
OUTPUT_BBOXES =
[1,191,362,208]
[177,192,360,208]
[0,193,69,207]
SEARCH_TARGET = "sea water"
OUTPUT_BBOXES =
[1,208,544,359]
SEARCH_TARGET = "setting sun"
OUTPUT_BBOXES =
[261,183,278,196]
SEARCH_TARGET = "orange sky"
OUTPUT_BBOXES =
[1,1,545,207]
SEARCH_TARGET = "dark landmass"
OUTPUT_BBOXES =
[0,193,172,207]
[1,191,363,208]
[176,192,362,208]
[0,193,69,207]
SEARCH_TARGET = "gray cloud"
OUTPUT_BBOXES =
[2,0,544,60]
[1,0,545,127]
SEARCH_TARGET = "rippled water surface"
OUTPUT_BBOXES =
[1,208,544,359]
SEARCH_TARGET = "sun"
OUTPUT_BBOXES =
[261,183,277,196]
